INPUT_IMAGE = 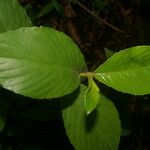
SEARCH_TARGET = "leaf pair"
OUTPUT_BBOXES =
[0,26,150,101]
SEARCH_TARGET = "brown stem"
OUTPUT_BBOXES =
[76,0,125,33]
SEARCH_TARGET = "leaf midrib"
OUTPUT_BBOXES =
[95,65,150,76]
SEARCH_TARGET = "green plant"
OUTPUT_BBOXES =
[0,0,150,150]
[93,0,110,12]
[37,0,63,17]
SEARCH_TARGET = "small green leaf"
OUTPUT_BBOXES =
[52,0,63,14]
[61,85,121,150]
[0,0,32,33]
[0,92,9,132]
[0,27,86,99]
[84,78,100,115]
[105,48,115,59]
[0,116,5,132]
[94,0,110,12]
[121,128,131,136]
[38,0,63,17]
[95,46,150,95]
[38,2,54,17]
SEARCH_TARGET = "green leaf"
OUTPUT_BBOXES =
[0,27,86,99]
[52,0,63,14]
[38,2,54,17]
[0,90,9,132]
[121,128,131,136]
[0,0,32,33]
[62,85,121,150]
[0,115,5,132]
[94,0,110,11]
[105,48,115,59]
[38,0,63,17]
[95,46,150,95]
[84,78,100,115]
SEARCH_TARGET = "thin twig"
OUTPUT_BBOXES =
[76,0,125,33]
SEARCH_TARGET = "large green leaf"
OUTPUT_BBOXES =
[62,85,121,150]
[0,0,32,33]
[0,27,86,99]
[94,46,150,95]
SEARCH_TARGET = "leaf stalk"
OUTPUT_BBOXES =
[79,72,94,78]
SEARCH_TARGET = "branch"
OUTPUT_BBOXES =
[76,0,125,33]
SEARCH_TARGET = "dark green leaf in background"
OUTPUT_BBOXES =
[95,46,150,95]
[0,103,7,132]
[52,0,63,14]
[0,0,32,33]
[62,85,121,150]
[0,89,10,132]
[0,27,86,99]
[94,0,110,12]
[0,0,32,134]
[38,0,63,17]
[38,1,54,17]
[105,48,115,59]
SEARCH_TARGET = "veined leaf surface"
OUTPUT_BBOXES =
[62,85,121,150]
[95,46,150,95]
[84,78,100,115]
[0,27,86,99]
[0,0,32,33]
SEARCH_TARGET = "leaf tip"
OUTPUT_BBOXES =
[86,110,91,116]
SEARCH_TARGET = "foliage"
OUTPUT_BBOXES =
[0,27,86,99]
[0,0,150,150]
[93,0,110,12]
[84,78,100,114]
[0,0,32,33]
[38,0,63,17]
[95,46,150,95]
[62,85,121,150]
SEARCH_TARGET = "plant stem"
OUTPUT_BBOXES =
[79,72,94,78]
